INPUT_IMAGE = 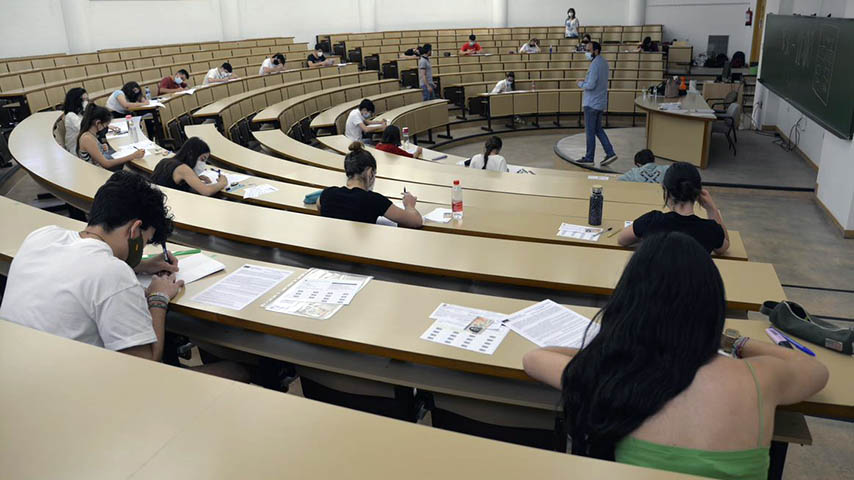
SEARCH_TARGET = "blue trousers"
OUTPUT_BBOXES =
[583,106,615,161]
[421,84,436,101]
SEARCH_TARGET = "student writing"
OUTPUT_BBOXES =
[150,137,227,196]
[76,104,144,171]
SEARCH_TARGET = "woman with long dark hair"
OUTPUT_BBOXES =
[466,136,508,172]
[105,81,149,118]
[150,137,226,195]
[618,161,730,254]
[523,232,828,479]
[76,104,144,171]
[375,125,422,159]
[62,87,88,153]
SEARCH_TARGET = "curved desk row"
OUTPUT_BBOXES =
[310,89,423,132]
[0,198,846,421]
[11,113,779,309]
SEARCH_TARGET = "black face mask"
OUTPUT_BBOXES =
[97,124,109,135]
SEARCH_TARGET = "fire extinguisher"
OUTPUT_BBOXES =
[746,8,753,26]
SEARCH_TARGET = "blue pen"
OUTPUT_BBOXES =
[773,328,816,356]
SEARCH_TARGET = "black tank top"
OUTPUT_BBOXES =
[150,158,191,192]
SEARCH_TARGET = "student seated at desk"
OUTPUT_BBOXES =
[344,99,387,142]
[204,62,234,85]
[636,36,658,53]
[61,87,88,153]
[308,44,334,68]
[150,137,227,196]
[77,104,144,171]
[618,149,669,183]
[460,35,482,56]
[318,142,422,228]
[105,81,149,118]
[403,46,421,57]
[519,38,541,54]
[575,34,591,52]
[259,53,287,75]
[491,72,515,94]
[158,68,190,95]
[375,125,422,159]
[465,136,508,172]
[522,231,828,480]
[617,162,730,255]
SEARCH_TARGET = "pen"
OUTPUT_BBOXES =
[773,328,816,356]
[142,248,201,260]
[161,242,172,265]
[765,327,793,349]
[607,227,620,238]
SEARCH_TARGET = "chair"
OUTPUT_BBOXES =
[712,102,740,155]
[708,90,738,114]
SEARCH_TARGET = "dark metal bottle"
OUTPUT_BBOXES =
[588,185,603,226]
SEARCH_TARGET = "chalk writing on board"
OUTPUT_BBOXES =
[811,25,838,106]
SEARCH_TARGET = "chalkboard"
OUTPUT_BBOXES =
[759,15,854,140]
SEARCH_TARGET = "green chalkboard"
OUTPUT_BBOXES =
[759,15,854,139]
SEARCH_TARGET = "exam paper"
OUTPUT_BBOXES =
[509,165,536,175]
[243,184,278,199]
[276,277,366,305]
[176,88,197,96]
[191,264,292,311]
[557,223,603,241]
[423,208,452,223]
[199,169,250,186]
[263,269,372,319]
[146,100,166,109]
[137,253,225,288]
[506,299,599,348]
[419,303,510,355]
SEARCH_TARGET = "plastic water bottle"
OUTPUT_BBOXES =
[402,126,410,148]
[145,87,151,101]
[588,185,603,226]
[451,180,463,219]
[126,115,139,143]
[549,45,553,54]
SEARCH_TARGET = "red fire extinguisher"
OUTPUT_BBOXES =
[746,8,753,26]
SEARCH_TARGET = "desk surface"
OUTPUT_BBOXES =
[0,201,848,419]
[634,91,717,121]
[0,320,716,480]
[11,113,779,309]
[255,128,668,205]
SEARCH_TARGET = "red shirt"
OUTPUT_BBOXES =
[375,143,414,158]
[158,76,184,95]
[460,43,482,53]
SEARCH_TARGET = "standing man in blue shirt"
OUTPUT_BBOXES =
[577,41,618,165]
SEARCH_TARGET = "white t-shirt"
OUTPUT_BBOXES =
[259,58,277,75]
[565,17,580,37]
[519,43,540,54]
[468,153,508,172]
[345,109,366,141]
[491,79,514,94]
[0,226,156,351]
[64,111,82,153]
[204,67,229,85]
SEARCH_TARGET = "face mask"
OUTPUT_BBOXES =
[82,100,89,109]
[362,112,370,119]
[125,232,145,268]
[469,41,475,46]
[175,76,183,84]
[316,51,323,57]
[97,123,109,135]
[585,52,594,60]
[194,160,208,175]
[568,13,574,18]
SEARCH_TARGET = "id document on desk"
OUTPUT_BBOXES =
[506,299,599,348]
[191,264,292,310]
[264,269,372,319]
[420,303,510,355]
[556,223,603,241]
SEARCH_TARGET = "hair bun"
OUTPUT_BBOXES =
[348,141,365,153]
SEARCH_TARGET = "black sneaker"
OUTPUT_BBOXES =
[577,157,594,164]
[601,154,619,166]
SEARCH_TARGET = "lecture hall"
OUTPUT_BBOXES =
[1,0,853,479]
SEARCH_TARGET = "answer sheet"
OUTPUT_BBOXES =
[190,264,292,311]
[199,169,250,186]
[242,184,278,199]
[423,208,452,223]
[264,269,372,319]
[506,300,599,348]
[137,253,225,288]
[419,303,510,355]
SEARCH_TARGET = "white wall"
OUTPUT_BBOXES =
[646,0,757,58]
[0,0,68,58]
[238,0,358,48]
[507,0,629,27]
[375,0,492,31]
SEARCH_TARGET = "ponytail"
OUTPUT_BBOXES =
[344,141,377,178]
[662,162,702,206]
[482,136,503,170]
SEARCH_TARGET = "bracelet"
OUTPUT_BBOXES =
[147,292,170,310]
[732,336,750,358]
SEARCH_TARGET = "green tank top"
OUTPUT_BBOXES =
[614,360,770,480]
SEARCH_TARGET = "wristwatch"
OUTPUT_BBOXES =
[721,328,740,353]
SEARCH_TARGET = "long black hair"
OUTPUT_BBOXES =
[561,231,726,460]
[63,87,87,115]
[482,136,502,169]
[121,81,142,102]
[167,137,210,169]
[344,141,377,179]
[662,161,702,207]
[381,125,402,146]
[76,103,111,153]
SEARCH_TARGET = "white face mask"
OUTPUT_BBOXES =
[194,160,208,175]
[568,13,574,18]
[585,52,594,60]
[82,100,89,109]
[469,41,475,46]
[316,51,323,57]
[362,111,370,119]
[175,76,183,84]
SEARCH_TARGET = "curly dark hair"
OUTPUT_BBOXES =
[88,171,174,244]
